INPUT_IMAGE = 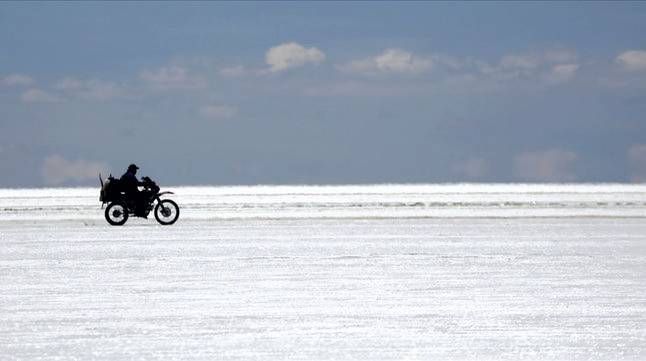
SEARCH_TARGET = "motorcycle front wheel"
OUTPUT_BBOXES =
[105,201,129,226]
[154,199,179,225]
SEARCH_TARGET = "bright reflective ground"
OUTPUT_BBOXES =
[1,185,645,360]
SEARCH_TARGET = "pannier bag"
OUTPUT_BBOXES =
[100,176,121,203]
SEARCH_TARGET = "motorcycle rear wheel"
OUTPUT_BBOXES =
[105,201,129,226]
[154,199,179,225]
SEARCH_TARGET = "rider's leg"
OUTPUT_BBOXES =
[134,192,146,216]
[135,191,152,217]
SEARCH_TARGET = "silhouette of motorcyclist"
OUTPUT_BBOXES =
[120,163,150,217]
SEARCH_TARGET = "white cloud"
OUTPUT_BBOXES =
[375,49,432,73]
[616,50,646,71]
[265,42,325,73]
[82,81,123,101]
[42,155,109,185]
[500,49,577,71]
[219,65,249,77]
[500,54,541,70]
[339,48,432,75]
[55,77,84,91]
[3,73,34,87]
[303,81,409,97]
[545,63,579,83]
[55,77,124,101]
[199,104,237,119]
[498,49,574,70]
[628,144,646,182]
[140,66,207,90]
[21,88,61,103]
[452,157,488,179]
[431,54,465,70]
[479,49,579,83]
[513,149,578,182]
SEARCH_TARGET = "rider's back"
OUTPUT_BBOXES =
[120,171,139,195]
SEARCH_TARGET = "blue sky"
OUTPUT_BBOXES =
[1,2,646,187]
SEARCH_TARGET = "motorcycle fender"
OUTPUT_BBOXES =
[158,191,175,196]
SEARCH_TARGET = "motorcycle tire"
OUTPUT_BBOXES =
[154,199,180,225]
[105,201,129,226]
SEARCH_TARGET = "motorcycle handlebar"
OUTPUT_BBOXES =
[141,176,159,192]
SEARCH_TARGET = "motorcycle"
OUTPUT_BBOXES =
[99,174,180,226]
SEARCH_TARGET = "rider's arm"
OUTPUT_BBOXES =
[137,176,150,187]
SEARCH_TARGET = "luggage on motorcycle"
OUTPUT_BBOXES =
[99,174,122,203]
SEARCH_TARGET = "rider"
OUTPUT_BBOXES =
[120,163,149,217]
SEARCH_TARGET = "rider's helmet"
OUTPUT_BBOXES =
[128,164,139,173]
